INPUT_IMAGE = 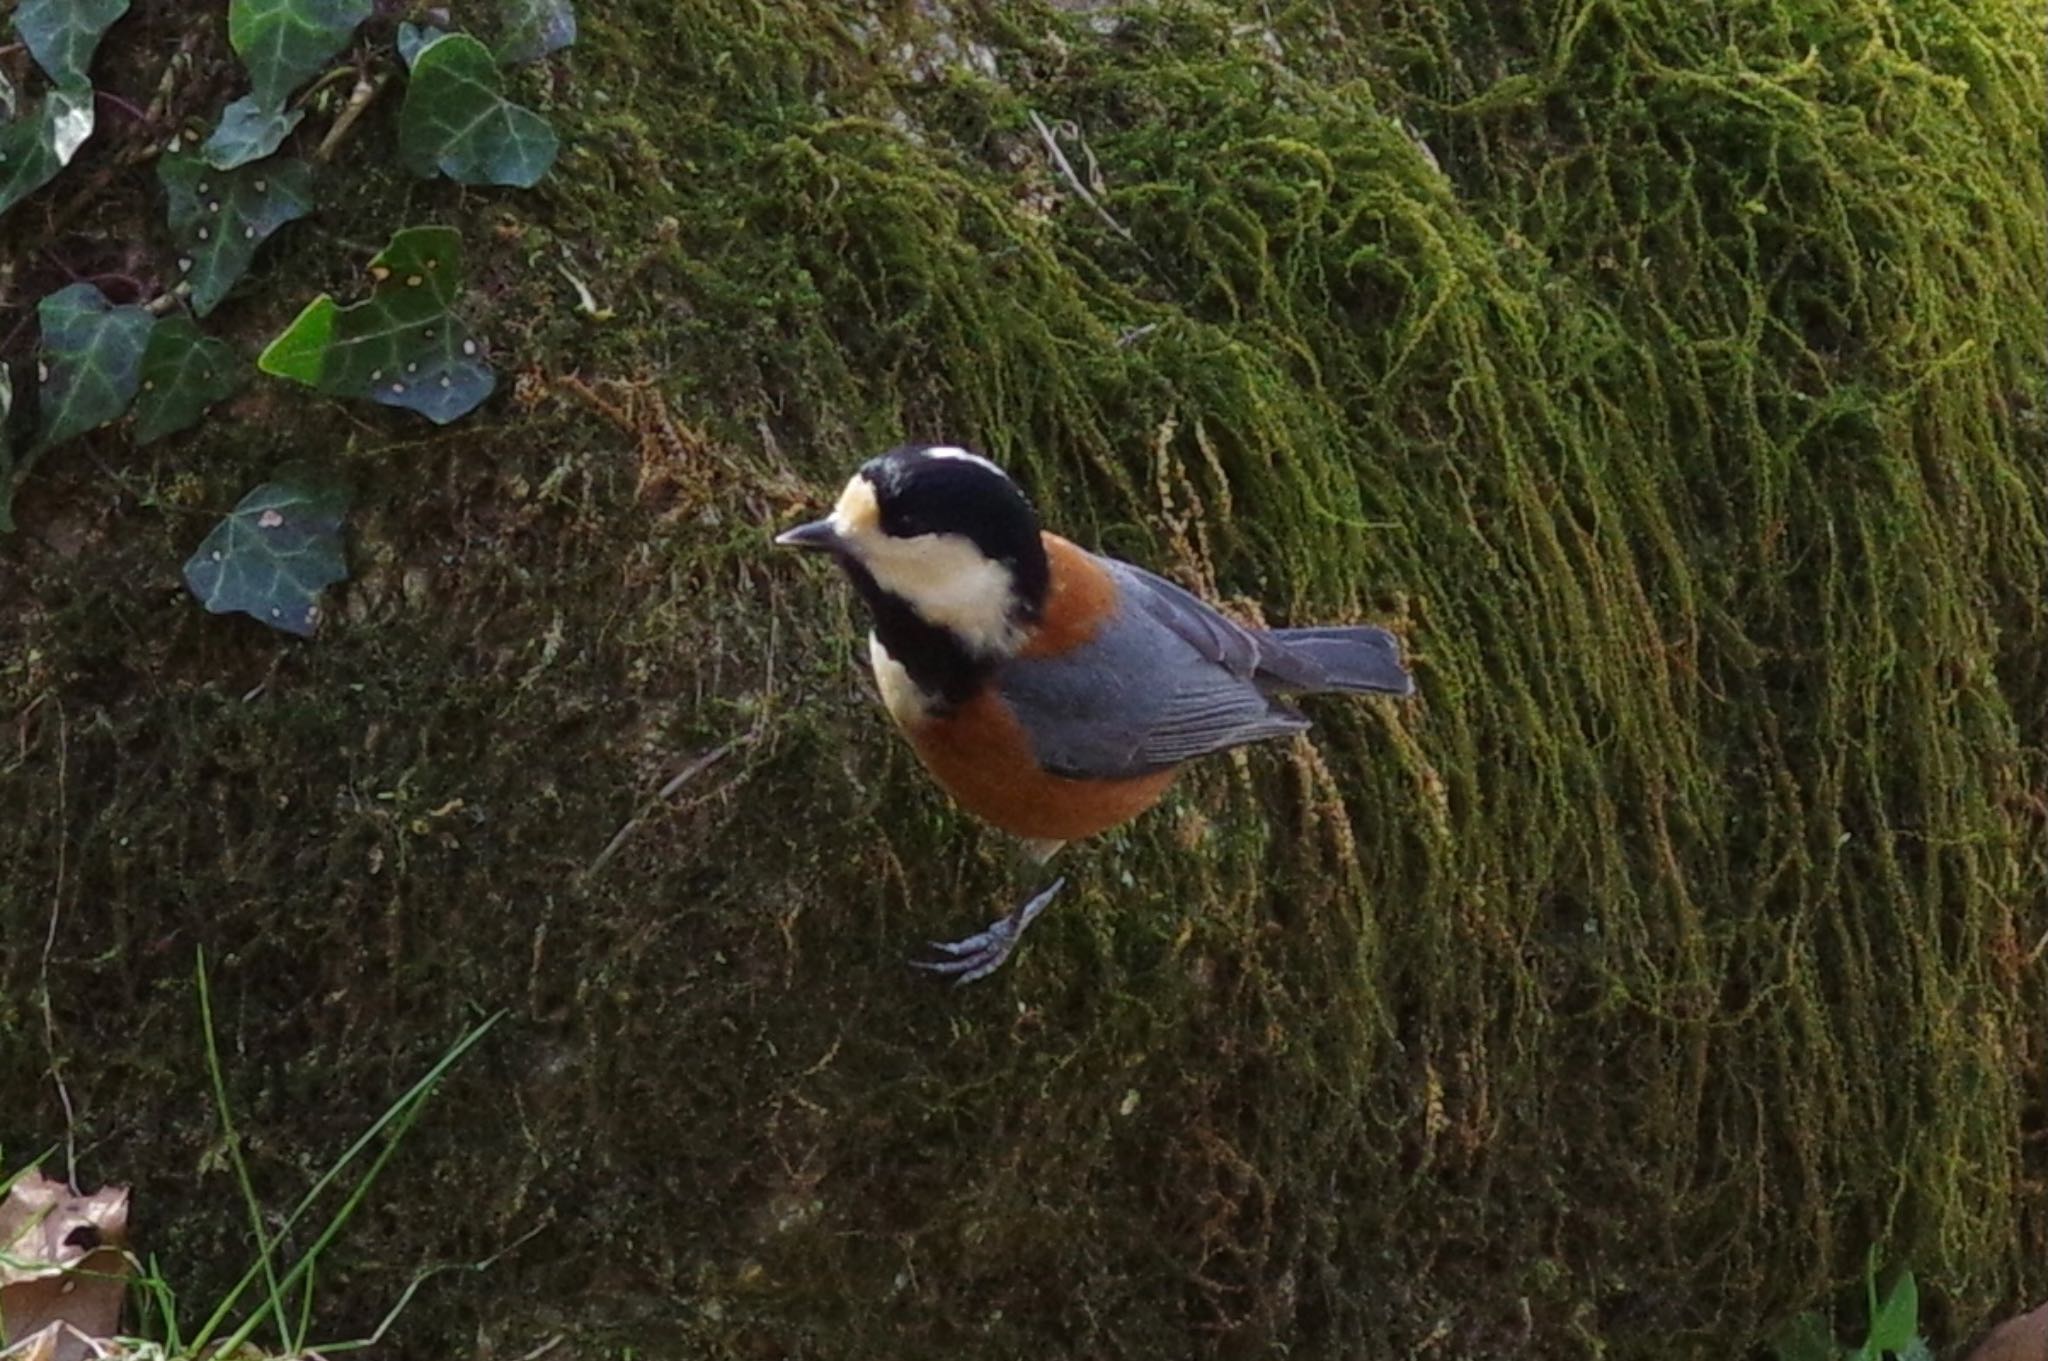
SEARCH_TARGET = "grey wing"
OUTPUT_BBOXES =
[1104,558,1340,692]
[1100,558,1264,678]
[996,571,1308,780]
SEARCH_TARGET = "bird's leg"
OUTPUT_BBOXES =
[911,877,1066,984]
[911,839,1070,985]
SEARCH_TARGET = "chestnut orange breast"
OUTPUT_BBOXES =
[907,688,1177,841]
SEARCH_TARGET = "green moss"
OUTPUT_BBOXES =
[2,0,2043,1357]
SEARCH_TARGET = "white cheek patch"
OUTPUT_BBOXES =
[825,464,1022,654]
[859,530,1020,653]
[868,634,931,729]
[830,476,880,535]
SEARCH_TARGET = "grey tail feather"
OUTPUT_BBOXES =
[1258,625,1415,696]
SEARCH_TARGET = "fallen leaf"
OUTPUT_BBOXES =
[1969,1303,2048,1361]
[0,1171,132,1361]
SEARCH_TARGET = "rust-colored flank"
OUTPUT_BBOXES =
[908,532,1175,841]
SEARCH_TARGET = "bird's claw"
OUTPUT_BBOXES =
[910,877,1066,985]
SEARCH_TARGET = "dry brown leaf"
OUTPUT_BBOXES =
[1969,1303,2048,1361]
[0,1171,132,1361]
[3,1320,88,1361]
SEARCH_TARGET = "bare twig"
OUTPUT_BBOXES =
[293,63,362,111]
[37,154,148,246]
[37,702,76,1186]
[144,43,198,127]
[584,726,763,880]
[313,72,392,165]
[1027,109,1140,248]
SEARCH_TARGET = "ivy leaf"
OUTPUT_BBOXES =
[395,21,447,70]
[161,152,315,315]
[1768,1313,1837,1361]
[398,32,557,187]
[35,283,154,450]
[228,0,373,110]
[1864,1271,1918,1356]
[495,0,576,64]
[133,317,245,444]
[0,87,95,219]
[15,0,132,88]
[200,94,305,171]
[183,469,351,637]
[259,226,495,424]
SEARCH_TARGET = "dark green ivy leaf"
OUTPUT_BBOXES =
[1766,1313,1835,1361]
[183,469,351,637]
[495,0,576,64]
[228,0,373,110]
[398,32,557,187]
[161,152,315,315]
[133,316,245,444]
[395,21,447,70]
[199,94,305,171]
[0,86,95,219]
[36,282,154,450]
[14,0,132,88]
[259,226,495,424]
[1865,1272,1919,1357]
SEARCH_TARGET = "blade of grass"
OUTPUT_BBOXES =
[294,1248,317,1350]
[132,1251,182,1354]
[0,1146,59,1195]
[195,947,293,1352]
[309,1221,547,1353]
[183,1006,503,1356]
[212,1087,430,1357]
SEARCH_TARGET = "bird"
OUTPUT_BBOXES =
[775,443,1415,982]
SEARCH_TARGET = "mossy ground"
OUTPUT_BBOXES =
[2,1,2044,1357]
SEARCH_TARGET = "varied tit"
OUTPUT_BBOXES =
[776,444,1415,982]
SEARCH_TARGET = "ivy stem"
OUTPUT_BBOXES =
[93,89,151,124]
[292,62,363,110]
[314,72,393,164]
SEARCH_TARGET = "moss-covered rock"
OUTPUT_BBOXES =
[2,1,2042,1356]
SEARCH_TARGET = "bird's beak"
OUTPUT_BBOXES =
[774,517,841,553]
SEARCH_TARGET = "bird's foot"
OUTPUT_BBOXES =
[910,877,1066,985]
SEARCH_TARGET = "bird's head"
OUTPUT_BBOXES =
[775,444,1050,653]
